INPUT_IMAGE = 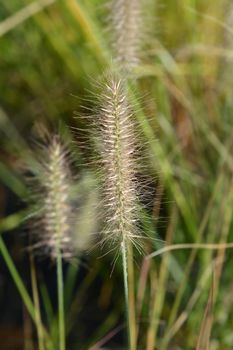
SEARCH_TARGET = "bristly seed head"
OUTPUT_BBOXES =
[96,74,140,250]
[30,135,74,260]
[110,0,144,70]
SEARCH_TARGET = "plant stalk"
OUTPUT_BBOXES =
[56,245,65,350]
[122,239,136,350]
[30,253,45,350]
[0,235,36,321]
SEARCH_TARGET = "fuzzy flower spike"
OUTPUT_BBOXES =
[110,0,144,70]
[31,135,74,260]
[96,74,140,251]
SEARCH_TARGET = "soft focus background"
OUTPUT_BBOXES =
[1,0,233,349]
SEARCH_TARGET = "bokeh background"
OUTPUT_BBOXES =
[1,0,233,349]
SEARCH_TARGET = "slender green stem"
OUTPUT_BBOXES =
[56,247,65,350]
[121,239,130,349]
[29,253,45,350]
[127,241,136,350]
[0,235,36,321]
[0,234,53,349]
[122,239,136,350]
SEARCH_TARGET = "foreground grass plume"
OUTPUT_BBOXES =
[30,135,74,260]
[110,0,144,70]
[95,74,140,251]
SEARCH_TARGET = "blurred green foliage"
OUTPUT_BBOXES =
[1,0,233,349]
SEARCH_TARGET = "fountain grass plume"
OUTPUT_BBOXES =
[95,73,141,252]
[29,133,75,260]
[110,0,144,70]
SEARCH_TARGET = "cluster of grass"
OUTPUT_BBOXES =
[1,0,233,349]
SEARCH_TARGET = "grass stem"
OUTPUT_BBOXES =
[121,239,130,349]
[0,235,36,321]
[30,253,45,350]
[122,239,136,350]
[57,246,65,350]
